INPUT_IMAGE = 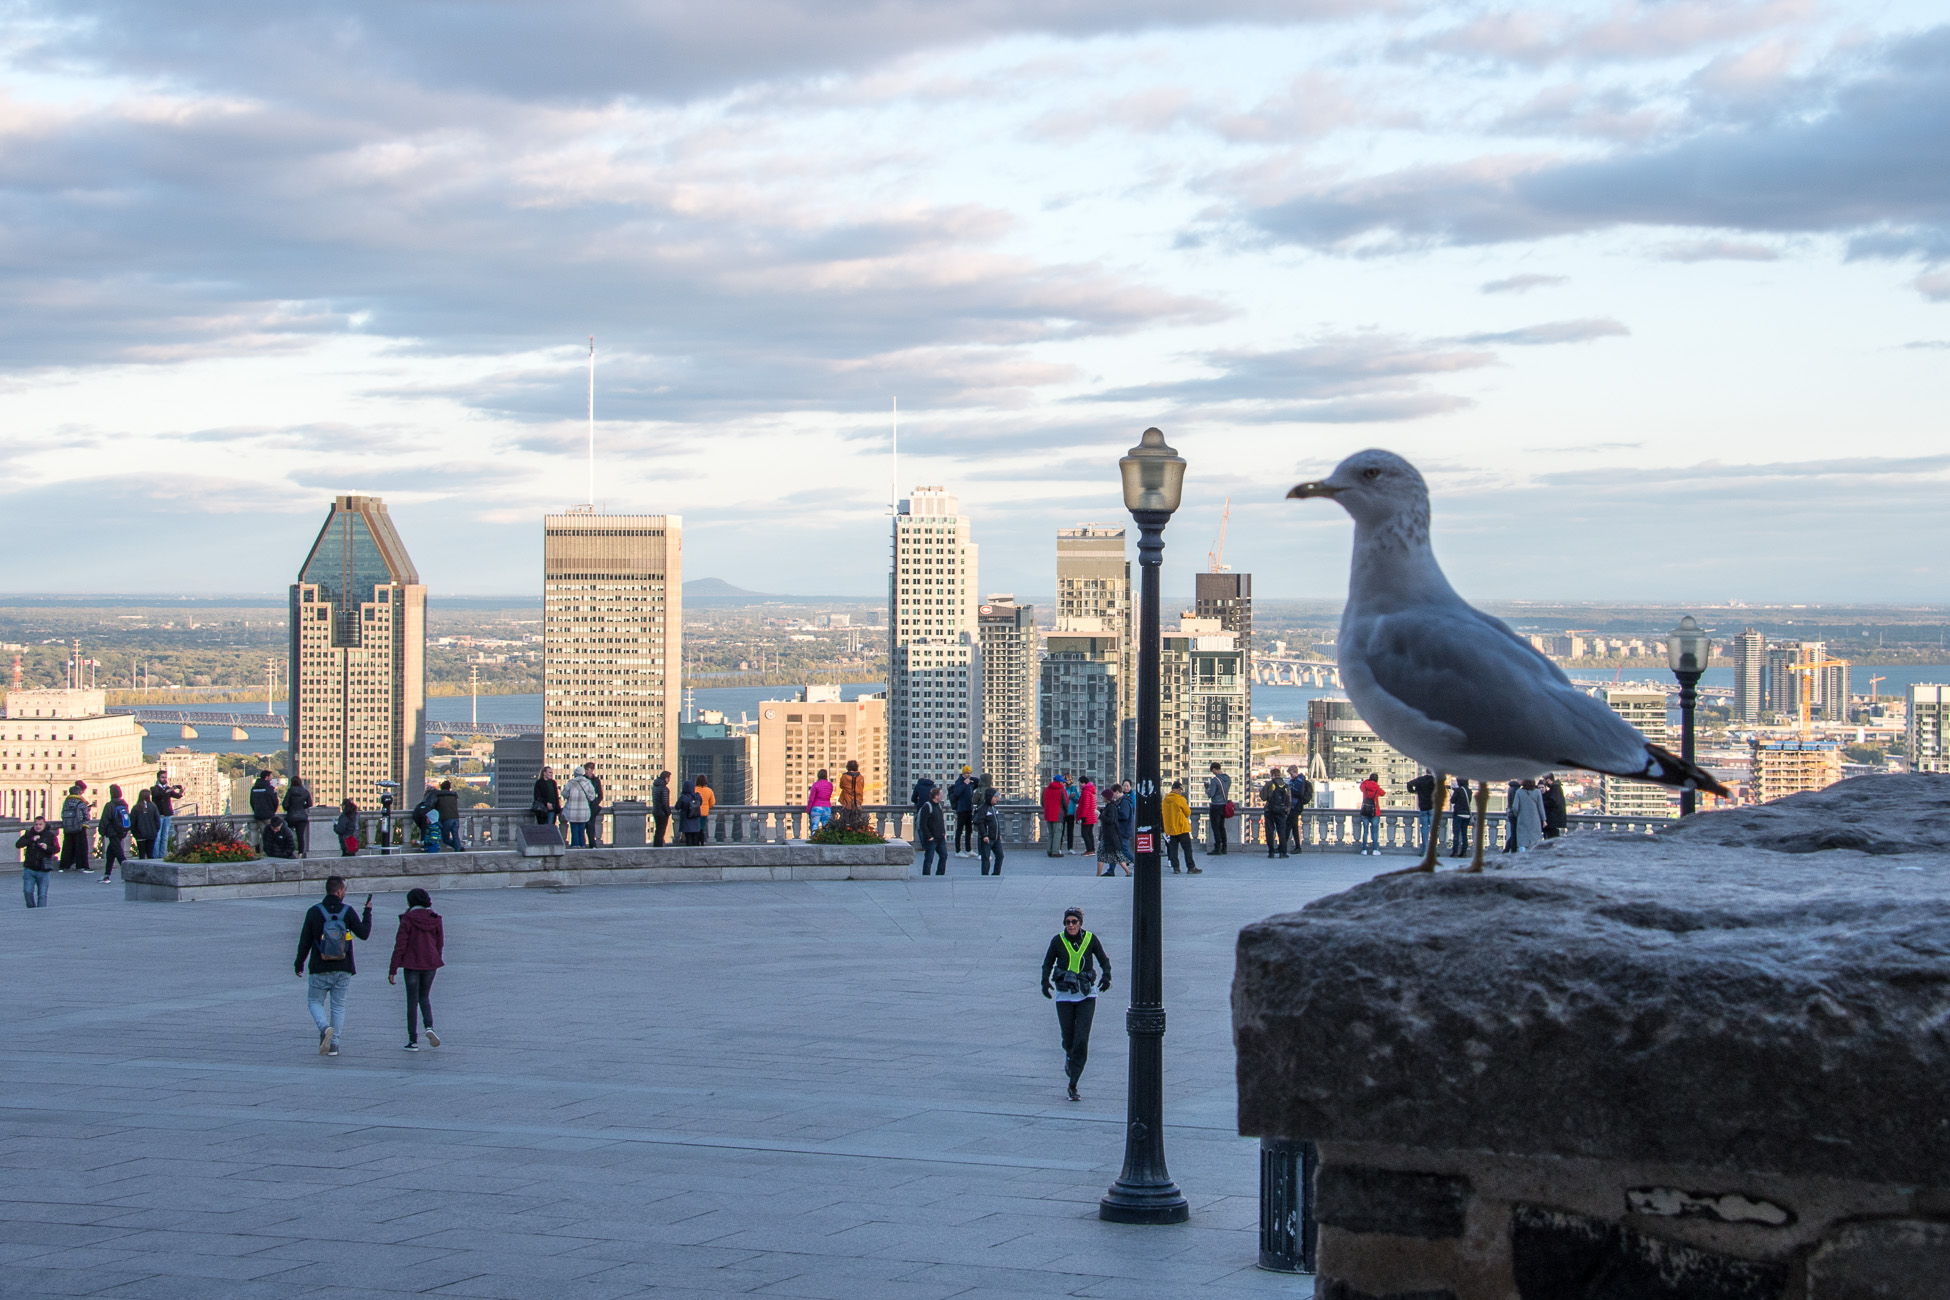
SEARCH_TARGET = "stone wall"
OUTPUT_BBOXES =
[122,842,914,901]
[1234,774,1950,1299]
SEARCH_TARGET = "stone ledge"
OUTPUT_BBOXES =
[121,842,914,901]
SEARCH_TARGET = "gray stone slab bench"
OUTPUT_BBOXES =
[1233,774,1950,1300]
[122,842,914,901]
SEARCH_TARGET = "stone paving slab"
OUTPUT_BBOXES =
[1,848,1379,1297]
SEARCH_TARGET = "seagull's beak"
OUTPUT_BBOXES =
[1287,480,1343,499]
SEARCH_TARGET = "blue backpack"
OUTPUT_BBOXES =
[314,903,352,961]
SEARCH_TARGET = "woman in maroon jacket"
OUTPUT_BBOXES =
[387,888,445,1051]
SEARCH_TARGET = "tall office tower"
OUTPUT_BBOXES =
[1908,684,1949,774]
[679,713,756,805]
[978,598,1039,796]
[542,509,682,802]
[1598,687,1676,818]
[1733,627,1766,721]
[888,488,982,795]
[755,687,887,805]
[1194,572,1253,777]
[1158,616,1248,793]
[289,495,426,808]
[1040,628,1119,786]
[1056,525,1133,739]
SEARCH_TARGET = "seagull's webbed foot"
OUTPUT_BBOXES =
[1379,769,1446,879]
[1463,780,1489,874]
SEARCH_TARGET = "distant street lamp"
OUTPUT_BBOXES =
[1666,615,1710,817]
[1103,427,1190,1226]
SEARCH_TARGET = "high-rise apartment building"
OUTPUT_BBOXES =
[1306,696,1420,789]
[0,689,152,821]
[159,746,224,818]
[755,687,887,805]
[1909,684,1949,773]
[542,509,682,803]
[1040,629,1119,786]
[1159,616,1247,793]
[1751,739,1843,802]
[1194,572,1253,777]
[1599,687,1675,818]
[289,495,427,808]
[1733,627,1766,721]
[1056,526,1132,745]
[1766,641,1848,723]
[889,488,982,794]
[978,598,1039,796]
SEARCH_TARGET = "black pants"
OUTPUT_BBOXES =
[533,809,553,826]
[979,836,1004,875]
[403,968,436,1043]
[1081,822,1096,853]
[1062,814,1076,849]
[653,812,669,846]
[1450,813,1469,857]
[1209,805,1228,853]
[136,836,156,860]
[291,818,310,856]
[59,829,88,871]
[1056,997,1097,1084]
[1266,816,1287,856]
[1167,832,1197,871]
[1287,811,1303,853]
[587,808,602,846]
[954,810,973,853]
[101,834,126,878]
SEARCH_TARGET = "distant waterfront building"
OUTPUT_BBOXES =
[888,488,983,794]
[755,687,886,806]
[0,689,151,821]
[1305,696,1419,790]
[1056,526,1132,760]
[289,495,427,808]
[1599,687,1675,818]
[679,714,755,806]
[1751,738,1843,802]
[1908,684,1949,774]
[1160,617,1248,792]
[1733,627,1766,722]
[159,746,224,818]
[492,735,545,810]
[542,508,682,803]
[978,598,1039,797]
[1040,629,1119,787]
[1194,573,1253,778]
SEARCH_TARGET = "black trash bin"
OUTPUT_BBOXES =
[1258,1137,1317,1273]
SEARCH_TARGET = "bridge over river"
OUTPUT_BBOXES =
[109,708,541,739]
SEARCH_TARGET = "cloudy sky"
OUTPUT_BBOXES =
[2,0,1945,603]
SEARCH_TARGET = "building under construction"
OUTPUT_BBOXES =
[1751,739,1842,803]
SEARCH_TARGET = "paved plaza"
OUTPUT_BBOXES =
[2,849,1379,1299]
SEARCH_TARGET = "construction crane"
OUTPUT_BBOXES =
[1868,675,1887,699]
[1789,644,1850,739]
[1208,497,1231,572]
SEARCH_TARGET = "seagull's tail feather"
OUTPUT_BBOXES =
[1587,742,1730,798]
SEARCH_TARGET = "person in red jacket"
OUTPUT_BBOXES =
[1041,777,1067,859]
[387,888,445,1051]
[1358,772,1386,856]
[1077,778,1098,857]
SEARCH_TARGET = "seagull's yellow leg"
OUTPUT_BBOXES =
[1378,771,1444,878]
[1462,781,1489,873]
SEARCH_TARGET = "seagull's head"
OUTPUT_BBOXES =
[1287,449,1428,530]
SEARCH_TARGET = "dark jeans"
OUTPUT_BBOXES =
[979,835,1004,875]
[1266,816,1288,857]
[59,828,88,871]
[653,812,669,846]
[1045,820,1062,856]
[921,835,948,875]
[1450,813,1469,857]
[1209,805,1228,853]
[1167,832,1197,871]
[402,968,436,1043]
[954,810,973,853]
[439,820,460,852]
[1062,814,1076,849]
[22,867,49,907]
[587,808,602,846]
[1056,997,1097,1084]
[1081,822,1095,853]
[1287,811,1303,853]
[101,834,126,879]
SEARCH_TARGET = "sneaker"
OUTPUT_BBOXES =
[318,1027,334,1056]
[1188,866,1203,874]
[425,1029,440,1047]
[403,1042,420,1051]
[326,1042,339,1056]
[100,874,113,884]
[1067,1081,1081,1102]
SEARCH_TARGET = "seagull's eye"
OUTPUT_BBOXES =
[1362,467,1381,481]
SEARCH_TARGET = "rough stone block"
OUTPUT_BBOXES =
[1804,1220,1950,1300]
[1316,1167,1470,1240]
[1510,1204,1787,1299]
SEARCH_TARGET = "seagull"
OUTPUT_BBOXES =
[1289,449,1729,873]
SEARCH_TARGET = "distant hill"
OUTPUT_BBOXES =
[683,578,879,606]
[684,578,780,601]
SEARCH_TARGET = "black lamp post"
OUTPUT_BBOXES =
[1102,426,1190,1226]
[1666,615,1710,816]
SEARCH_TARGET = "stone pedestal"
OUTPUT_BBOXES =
[1233,774,1950,1300]
[610,800,647,847]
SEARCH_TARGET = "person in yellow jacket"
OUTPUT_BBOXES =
[1162,781,1201,875]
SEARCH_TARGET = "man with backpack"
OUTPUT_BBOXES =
[98,784,132,883]
[1286,766,1313,855]
[249,771,279,849]
[294,876,373,1056]
[59,782,91,872]
[1261,775,1291,859]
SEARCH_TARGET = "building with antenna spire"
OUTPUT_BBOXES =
[888,486,982,797]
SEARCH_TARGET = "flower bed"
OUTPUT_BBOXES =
[809,822,886,846]
[167,822,261,864]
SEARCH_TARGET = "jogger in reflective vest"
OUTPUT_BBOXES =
[1039,906,1112,1102]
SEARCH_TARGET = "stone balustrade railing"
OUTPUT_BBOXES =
[115,802,1670,859]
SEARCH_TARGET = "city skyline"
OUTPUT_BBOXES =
[0,5,1944,602]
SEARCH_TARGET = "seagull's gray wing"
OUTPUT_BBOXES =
[1351,602,1647,773]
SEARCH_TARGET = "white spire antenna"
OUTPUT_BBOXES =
[587,336,596,507]
[889,396,898,513]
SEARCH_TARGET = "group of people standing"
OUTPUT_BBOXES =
[912,769,1006,875]
[524,764,717,848]
[16,770,192,906]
